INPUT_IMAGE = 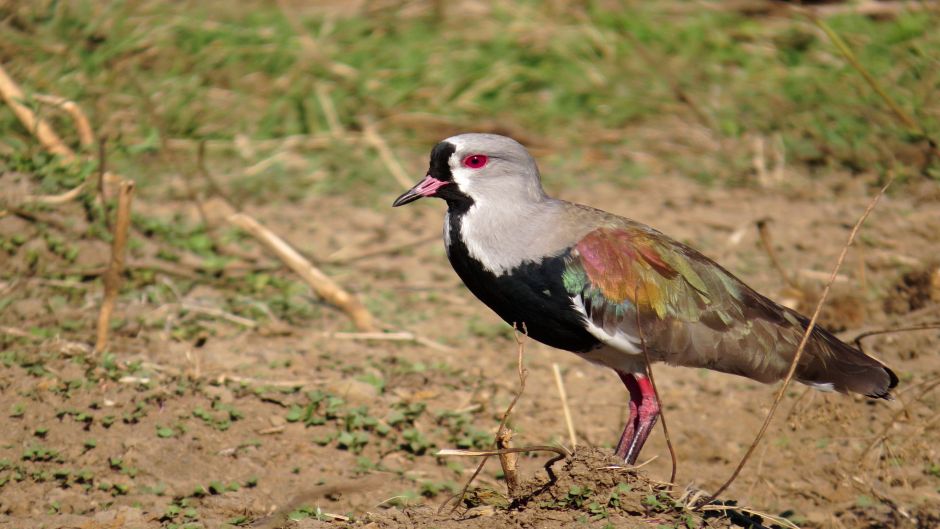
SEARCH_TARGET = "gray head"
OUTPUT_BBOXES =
[392,133,546,209]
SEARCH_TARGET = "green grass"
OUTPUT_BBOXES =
[1,1,937,202]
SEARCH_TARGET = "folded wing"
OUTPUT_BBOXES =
[562,223,897,398]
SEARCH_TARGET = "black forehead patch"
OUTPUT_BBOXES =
[428,141,457,181]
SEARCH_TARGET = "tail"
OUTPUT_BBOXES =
[796,319,898,399]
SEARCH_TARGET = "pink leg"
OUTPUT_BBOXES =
[614,372,660,465]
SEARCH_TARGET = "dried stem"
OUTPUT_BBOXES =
[496,428,519,497]
[803,9,940,160]
[756,218,798,290]
[0,63,73,158]
[441,326,533,512]
[227,212,376,331]
[33,93,95,148]
[551,363,578,450]
[361,117,415,189]
[853,323,940,351]
[634,290,678,486]
[704,179,892,503]
[95,180,135,353]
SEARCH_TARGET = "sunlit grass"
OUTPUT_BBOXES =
[1,0,938,204]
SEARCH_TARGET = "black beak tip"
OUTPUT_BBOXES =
[392,192,420,207]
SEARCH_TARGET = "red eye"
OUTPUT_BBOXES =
[462,154,488,169]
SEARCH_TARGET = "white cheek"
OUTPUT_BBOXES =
[451,166,474,192]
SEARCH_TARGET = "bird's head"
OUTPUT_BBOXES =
[392,133,545,209]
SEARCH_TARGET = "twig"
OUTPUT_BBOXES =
[853,323,940,351]
[634,290,678,486]
[495,327,530,498]
[551,363,577,450]
[253,476,384,529]
[315,84,344,139]
[440,326,532,512]
[496,428,519,497]
[96,137,112,231]
[361,117,415,189]
[437,446,570,458]
[756,218,798,289]
[32,93,95,148]
[95,180,135,353]
[227,212,376,331]
[704,179,892,503]
[0,63,73,157]
[324,233,438,264]
[196,140,237,207]
[0,65,122,205]
[177,303,258,328]
[321,330,455,352]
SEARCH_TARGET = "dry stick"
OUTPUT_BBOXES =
[315,84,344,139]
[756,218,798,290]
[437,446,570,459]
[704,179,892,503]
[634,289,678,487]
[33,93,95,148]
[195,140,237,208]
[0,65,120,205]
[551,363,578,450]
[227,213,376,331]
[324,233,439,264]
[96,137,113,232]
[361,117,416,189]
[496,333,530,498]
[496,428,519,497]
[852,323,940,351]
[94,180,135,354]
[0,63,73,158]
[441,328,532,513]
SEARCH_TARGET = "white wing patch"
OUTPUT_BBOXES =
[803,381,835,392]
[571,295,642,356]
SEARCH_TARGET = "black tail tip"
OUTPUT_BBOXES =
[867,366,899,400]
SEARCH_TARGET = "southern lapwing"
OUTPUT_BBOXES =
[392,133,897,464]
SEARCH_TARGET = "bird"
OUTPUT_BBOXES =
[392,133,898,465]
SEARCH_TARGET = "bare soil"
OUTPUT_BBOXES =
[2,170,939,529]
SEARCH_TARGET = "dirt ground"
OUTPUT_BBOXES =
[2,163,939,529]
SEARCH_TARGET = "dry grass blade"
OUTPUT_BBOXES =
[436,446,570,459]
[32,93,95,148]
[0,65,122,205]
[94,180,136,354]
[704,178,892,503]
[802,8,940,159]
[551,363,578,450]
[635,287,678,486]
[227,213,376,331]
[0,63,74,158]
[252,476,385,529]
[853,323,940,351]
[756,218,798,290]
[440,327,534,513]
[361,117,415,189]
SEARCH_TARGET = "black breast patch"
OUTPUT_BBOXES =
[445,211,600,353]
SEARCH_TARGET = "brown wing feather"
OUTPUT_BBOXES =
[565,212,897,398]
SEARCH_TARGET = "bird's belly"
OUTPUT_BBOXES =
[448,250,600,353]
